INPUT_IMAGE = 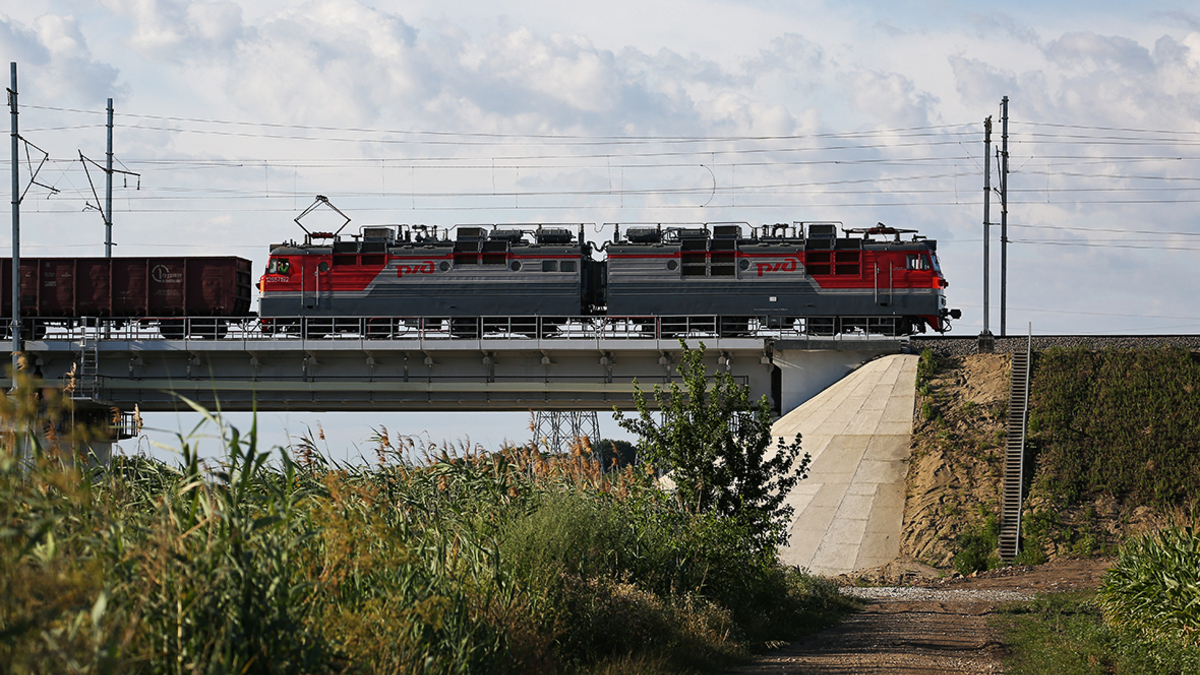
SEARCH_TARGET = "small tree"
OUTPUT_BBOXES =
[614,341,809,546]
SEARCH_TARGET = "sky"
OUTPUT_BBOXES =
[3,0,1200,460]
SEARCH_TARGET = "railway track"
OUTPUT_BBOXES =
[913,333,1200,356]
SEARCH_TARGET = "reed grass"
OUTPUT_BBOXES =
[0,376,854,674]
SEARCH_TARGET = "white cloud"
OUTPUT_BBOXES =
[478,29,619,113]
[0,13,122,103]
[968,11,1041,45]
[837,68,939,128]
[105,0,247,58]
[1044,32,1153,71]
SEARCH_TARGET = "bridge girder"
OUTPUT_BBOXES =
[6,336,906,414]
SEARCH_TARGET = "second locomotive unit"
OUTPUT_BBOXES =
[258,217,960,338]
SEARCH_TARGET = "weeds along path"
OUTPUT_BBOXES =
[726,558,1110,674]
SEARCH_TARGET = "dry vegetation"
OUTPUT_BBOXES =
[901,351,1010,568]
[0,372,855,675]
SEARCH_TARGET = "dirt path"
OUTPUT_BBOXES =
[727,558,1110,674]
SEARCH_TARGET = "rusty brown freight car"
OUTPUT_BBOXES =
[1,257,252,338]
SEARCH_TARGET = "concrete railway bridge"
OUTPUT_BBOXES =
[2,317,909,417]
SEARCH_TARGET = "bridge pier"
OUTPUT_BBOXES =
[772,354,919,575]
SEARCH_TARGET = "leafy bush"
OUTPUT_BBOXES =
[1099,525,1200,644]
[614,340,809,548]
[952,515,999,575]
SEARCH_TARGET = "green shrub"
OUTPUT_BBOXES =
[1099,525,1200,644]
[953,515,999,575]
[921,400,936,421]
[615,341,808,549]
[917,348,939,383]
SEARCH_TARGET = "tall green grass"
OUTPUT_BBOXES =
[1000,524,1200,674]
[995,592,1200,675]
[1028,347,1200,510]
[1099,525,1200,645]
[0,376,854,674]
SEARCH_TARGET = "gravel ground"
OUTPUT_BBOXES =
[841,586,1034,603]
[727,558,1112,674]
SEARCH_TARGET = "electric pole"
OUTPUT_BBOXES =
[981,116,992,346]
[105,98,113,258]
[8,63,20,374]
[999,96,1009,337]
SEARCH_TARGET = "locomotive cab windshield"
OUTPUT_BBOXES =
[266,258,292,275]
[906,253,932,271]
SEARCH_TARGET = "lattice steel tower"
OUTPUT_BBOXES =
[532,410,602,460]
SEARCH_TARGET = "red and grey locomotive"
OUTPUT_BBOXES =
[257,219,959,337]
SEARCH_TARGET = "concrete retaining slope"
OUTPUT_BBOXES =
[772,354,918,576]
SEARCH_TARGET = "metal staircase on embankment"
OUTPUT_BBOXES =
[999,339,1032,561]
[75,321,101,401]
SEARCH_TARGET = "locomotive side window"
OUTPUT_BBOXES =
[907,254,931,271]
[543,260,558,272]
[333,254,357,267]
[561,260,577,273]
[267,258,292,274]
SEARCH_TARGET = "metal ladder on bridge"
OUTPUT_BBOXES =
[998,335,1032,561]
[76,320,100,401]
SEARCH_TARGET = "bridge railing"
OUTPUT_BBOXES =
[6,315,912,344]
